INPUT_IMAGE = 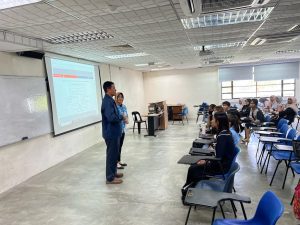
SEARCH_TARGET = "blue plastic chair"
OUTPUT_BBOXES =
[265,114,271,122]
[195,163,241,219]
[213,191,284,225]
[213,146,240,180]
[269,129,299,189]
[195,162,240,193]
[196,102,209,123]
[277,119,289,130]
[179,107,188,124]
[257,124,290,167]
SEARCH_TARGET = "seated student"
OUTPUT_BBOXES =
[228,114,241,146]
[234,98,243,110]
[181,112,235,200]
[239,98,251,117]
[243,99,265,143]
[271,97,298,125]
[214,105,225,113]
[222,101,231,113]
[206,104,216,130]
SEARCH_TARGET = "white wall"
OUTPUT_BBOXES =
[100,64,146,124]
[296,63,300,101]
[143,67,220,119]
[0,53,144,194]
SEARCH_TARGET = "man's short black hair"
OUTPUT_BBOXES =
[222,101,231,107]
[251,98,258,106]
[103,81,114,93]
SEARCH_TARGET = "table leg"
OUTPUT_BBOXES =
[211,207,217,225]
[240,202,247,220]
[138,123,141,134]
[185,206,192,225]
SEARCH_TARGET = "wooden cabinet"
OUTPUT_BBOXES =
[168,104,184,121]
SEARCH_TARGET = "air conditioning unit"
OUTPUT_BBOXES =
[179,0,271,17]
[250,31,300,46]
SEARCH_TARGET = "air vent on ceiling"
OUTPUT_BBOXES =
[199,46,214,56]
[276,50,300,54]
[109,44,134,51]
[208,59,224,64]
[288,24,300,32]
[250,31,300,46]
[204,55,233,64]
[179,0,271,17]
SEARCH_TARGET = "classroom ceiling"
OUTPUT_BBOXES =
[0,0,299,71]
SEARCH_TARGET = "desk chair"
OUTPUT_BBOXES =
[132,111,147,134]
[213,191,284,225]
[196,103,209,124]
[172,107,188,125]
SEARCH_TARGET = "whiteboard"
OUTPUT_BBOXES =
[0,75,52,147]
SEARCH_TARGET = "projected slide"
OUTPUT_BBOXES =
[45,56,102,135]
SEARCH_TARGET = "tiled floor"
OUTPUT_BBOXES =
[0,123,298,225]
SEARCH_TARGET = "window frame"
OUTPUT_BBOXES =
[221,79,296,100]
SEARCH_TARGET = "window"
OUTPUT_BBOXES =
[221,79,295,100]
[233,80,256,98]
[221,81,232,100]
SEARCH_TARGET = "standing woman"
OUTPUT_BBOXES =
[116,92,129,169]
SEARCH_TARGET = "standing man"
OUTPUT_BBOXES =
[101,81,124,184]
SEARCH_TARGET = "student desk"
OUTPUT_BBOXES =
[184,188,251,225]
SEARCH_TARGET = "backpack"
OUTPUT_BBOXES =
[293,183,300,220]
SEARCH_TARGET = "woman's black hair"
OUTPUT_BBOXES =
[251,98,258,106]
[213,112,230,134]
[209,104,216,111]
[246,98,251,105]
[228,114,239,133]
[117,92,124,99]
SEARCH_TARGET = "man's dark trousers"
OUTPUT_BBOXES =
[105,138,120,182]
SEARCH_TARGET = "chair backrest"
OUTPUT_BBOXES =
[223,162,240,193]
[224,146,240,178]
[182,107,188,116]
[277,118,288,130]
[293,139,300,158]
[132,111,142,122]
[253,191,284,225]
[279,124,289,137]
[287,128,297,140]
[265,114,271,122]
[232,146,240,164]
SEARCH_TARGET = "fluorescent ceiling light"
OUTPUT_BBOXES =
[44,31,113,44]
[135,63,148,67]
[151,67,174,71]
[105,52,149,59]
[0,0,42,10]
[194,41,246,50]
[181,7,274,29]
[135,62,165,67]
